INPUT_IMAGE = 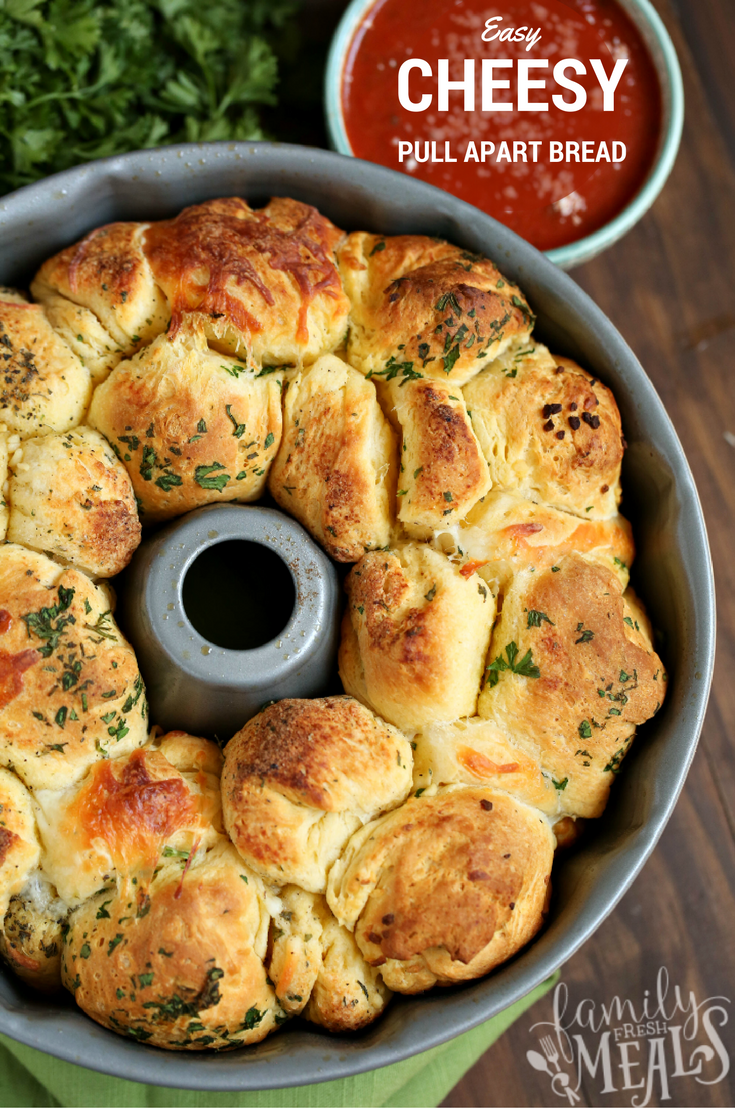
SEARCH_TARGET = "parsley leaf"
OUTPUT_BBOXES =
[526,609,554,629]
[485,641,541,686]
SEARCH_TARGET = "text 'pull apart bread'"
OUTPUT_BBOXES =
[0,199,668,1051]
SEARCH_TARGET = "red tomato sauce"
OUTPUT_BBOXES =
[342,0,662,251]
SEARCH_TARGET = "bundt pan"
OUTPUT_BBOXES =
[0,143,715,1090]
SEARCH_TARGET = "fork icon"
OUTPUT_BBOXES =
[540,1035,581,1105]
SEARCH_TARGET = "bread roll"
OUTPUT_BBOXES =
[268,886,390,1030]
[31,221,169,353]
[463,344,623,519]
[455,489,634,590]
[0,544,148,791]
[142,197,350,366]
[222,697,413,894]
[7,426,141,577]
[327,786,554,992]
[268,355,396,560]
[382,377,490,535]
[0,873,68,991]
[62,841,284,1049]
[477,554,667,818]
[340,543,495,730]
[88,326,283,521]
[413,717,558,817]
[339,233,533,386]
[0,294,91,436]
[40,295,123,385]
[34,738,224,904]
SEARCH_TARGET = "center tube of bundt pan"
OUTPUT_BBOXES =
[118,504,341,741]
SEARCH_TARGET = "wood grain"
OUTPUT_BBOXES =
[442,0,735,1104]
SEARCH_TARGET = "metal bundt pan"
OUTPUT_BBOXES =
[0,143,716,1090]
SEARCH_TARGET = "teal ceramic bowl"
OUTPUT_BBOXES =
[325,0,684,269]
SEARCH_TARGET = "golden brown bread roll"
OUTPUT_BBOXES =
[340,543,495,730]
[462,343,624,519]
[455,489,634,591]
[0,873,68,991]
[0,544,148,791]
[327,786,554,993]
[0,295,92,437]
[412,717,559,817]
[339,233,533,386]
[88,326,282,521]
[268,354,397,560]
[222,697,413,893]
[477,554,667,818]
[7,426,141,577]
[268,886,390,1030]
[381,376,490,536]
[34,737,224,904]
[62,840,285,1049]
[142,197,350,366]
[31,221,169,354]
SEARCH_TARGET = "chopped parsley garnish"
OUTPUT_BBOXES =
[139,445,157,481]
[574,622,594,644]
[578,720,592,739]
[485,641,540,687]
[225,405,246,438]
[526,609,554,629]
[155,471,182,491]
[366,356,423,387]
[195,463,230,491]
[107,934,124,956]
[21,585,75,657]
[435,291,461,315]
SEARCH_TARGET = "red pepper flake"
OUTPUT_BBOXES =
[543,419,555,432]
[568,416,581,430]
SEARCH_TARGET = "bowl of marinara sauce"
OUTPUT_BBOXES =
[325,0,683,268]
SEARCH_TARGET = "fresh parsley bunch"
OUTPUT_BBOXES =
[0,0,298,194]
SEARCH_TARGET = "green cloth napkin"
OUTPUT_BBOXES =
[0,975,556,1108]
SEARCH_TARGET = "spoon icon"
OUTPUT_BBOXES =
[527,1049,554,1076]
[525,1050,582,1104]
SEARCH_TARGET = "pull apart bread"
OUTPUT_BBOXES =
[0,200,666,1048]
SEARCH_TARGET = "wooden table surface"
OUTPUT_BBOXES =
[283,1,735,1103]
